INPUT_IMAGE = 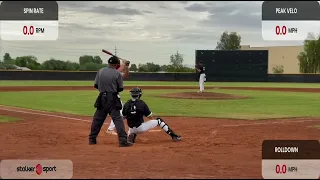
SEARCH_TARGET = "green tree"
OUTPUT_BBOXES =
[166,65,194,72]
[170,51,184,68]
[3,53,14,64]
[167,52,193,72]
[79,55,92,65]
[137,63,147,72]
[15,57,27,67]
[79,55,102,65]
[137,63,160,72]
[160,65,168,71]
[129,64,138,72]
[93,56,102,64]
[298,33,320,73]
[41,58,79,71]
[63,61,80,71]
[146,62,160,72]
[0,62,5,69]
[15,56,41,70]
[216,31,241,50]
[70,62,80,70]
[79,62,104,71]
[4,64,17,70]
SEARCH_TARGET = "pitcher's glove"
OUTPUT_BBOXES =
[125,60,130,66]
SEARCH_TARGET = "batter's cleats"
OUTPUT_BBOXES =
[128,133,137,143]
[119,141,133,147]
[106,129,117,135]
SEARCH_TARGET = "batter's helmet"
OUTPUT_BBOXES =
[130,87,142,99]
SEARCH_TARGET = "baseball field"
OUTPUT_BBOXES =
[0,80,319,178]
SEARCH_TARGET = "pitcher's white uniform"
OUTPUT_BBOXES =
[197,62,206,93]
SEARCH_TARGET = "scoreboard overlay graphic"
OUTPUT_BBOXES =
[261,140,320,179]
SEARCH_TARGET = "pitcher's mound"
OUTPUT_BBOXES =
[159,92,249,100]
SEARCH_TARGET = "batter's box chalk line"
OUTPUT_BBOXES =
[0,106,161,133]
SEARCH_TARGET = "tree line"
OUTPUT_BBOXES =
[0,51,194,72]
[1,31,319,73]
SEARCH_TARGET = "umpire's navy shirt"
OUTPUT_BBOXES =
[94,66,123,93]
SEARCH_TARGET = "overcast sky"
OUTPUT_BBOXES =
[0,1,306,65]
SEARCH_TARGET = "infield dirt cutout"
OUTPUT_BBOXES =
[159,92,249,100]
[0,86,319,179]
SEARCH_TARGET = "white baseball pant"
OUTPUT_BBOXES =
[199,73,206,92]
[128,119,169,135]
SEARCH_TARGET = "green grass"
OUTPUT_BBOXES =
[1,80,320,88]
[0,89,319,120]
[0,115,21,123]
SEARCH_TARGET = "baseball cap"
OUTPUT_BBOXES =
[108,56,120,64]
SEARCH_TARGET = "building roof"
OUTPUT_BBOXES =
[13,65,31,70]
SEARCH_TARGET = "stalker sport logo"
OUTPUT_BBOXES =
[36,164,42,175]
[17,164,57,175]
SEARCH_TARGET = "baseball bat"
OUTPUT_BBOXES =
[102,49,114,56]
[102,49,130,65]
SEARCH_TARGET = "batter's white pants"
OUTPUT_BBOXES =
[128,119,169,135]
[199,73,206,92]
[108,101,123,131]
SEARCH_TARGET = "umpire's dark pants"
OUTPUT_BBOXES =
[89,93,127,144]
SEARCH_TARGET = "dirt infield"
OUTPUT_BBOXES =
[0,86,320,178]
[1,85,320,92]
[159,92,249,100]
[0,106,319,179]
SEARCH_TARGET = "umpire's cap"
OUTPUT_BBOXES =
[130,87,142,98]
[108,56,120,64]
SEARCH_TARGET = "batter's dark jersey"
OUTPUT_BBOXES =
[122,99,152,128]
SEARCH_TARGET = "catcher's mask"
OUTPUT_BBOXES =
[130,87,142,99]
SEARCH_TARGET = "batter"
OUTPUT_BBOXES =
[123,87,181,143]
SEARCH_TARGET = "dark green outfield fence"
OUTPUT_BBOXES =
[0,70,320,82]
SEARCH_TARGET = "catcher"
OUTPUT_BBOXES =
[122,87,181,143]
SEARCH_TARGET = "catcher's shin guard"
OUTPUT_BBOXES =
[156,118,181,141]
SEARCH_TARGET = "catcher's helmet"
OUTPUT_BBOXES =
[130,87,142,99]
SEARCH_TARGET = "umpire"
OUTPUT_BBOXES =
[89,56,133,147]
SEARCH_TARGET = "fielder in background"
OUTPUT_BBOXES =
[196,61,206,93]
[122,87,181,143]
[106,60,130,135]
